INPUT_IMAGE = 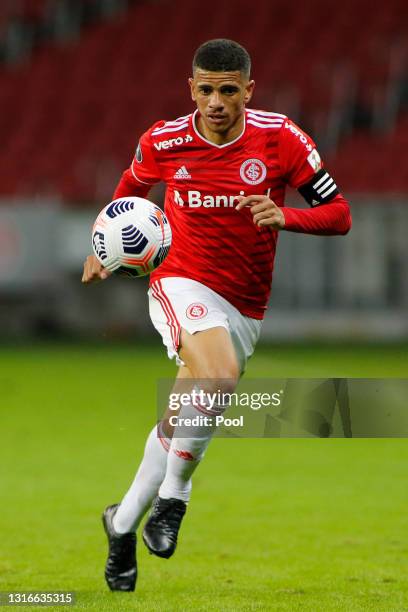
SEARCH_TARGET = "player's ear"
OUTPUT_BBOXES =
[244,79,255,104]
[188,77,196,101]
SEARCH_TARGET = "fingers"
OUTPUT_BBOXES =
[235,195,285,228]
[253,209,277,224]
[236,195,278,212]
[81,255,111,284]
[248,201,276,214]
[235,195,267,210]
[254,210,284,227]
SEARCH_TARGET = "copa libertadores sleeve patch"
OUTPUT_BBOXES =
[298,168,339,206]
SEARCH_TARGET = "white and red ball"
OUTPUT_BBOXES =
[92,197,172,277]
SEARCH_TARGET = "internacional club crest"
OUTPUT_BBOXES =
[240,158,267,185]
[186,303,208,320]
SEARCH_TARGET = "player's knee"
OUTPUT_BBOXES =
[196,363,239,394]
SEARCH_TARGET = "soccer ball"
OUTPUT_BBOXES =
[92,197,172,277]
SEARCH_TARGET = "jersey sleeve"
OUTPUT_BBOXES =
[278,119,323,189]
[130,122,163,185]
[278,118,351,235]
[282,193,352,235]
[112,121,163,199]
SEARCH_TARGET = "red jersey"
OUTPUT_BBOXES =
[114,109,351,319]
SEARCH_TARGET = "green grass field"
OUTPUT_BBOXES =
[1,343,407,611]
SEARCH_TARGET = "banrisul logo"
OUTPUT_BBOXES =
[174,190,245,208]
[174,190,185,206]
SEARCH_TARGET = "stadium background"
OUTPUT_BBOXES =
[1,1,407,610]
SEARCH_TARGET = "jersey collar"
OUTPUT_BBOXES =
[192,109,246,148]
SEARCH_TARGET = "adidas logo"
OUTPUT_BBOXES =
[174,165,191,179]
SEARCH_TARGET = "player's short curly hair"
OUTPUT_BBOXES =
[193,39,251,77]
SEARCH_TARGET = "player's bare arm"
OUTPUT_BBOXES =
[235,195,285,229]
[81,254,111,283]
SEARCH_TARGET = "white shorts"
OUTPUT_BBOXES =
[148,277,262,374]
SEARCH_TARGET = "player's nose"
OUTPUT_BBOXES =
[208,92,223,109]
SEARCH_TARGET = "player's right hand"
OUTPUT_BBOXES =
[81,255,111,283]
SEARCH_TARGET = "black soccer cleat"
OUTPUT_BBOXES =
[142,496,187,559]
[102,504,137,592]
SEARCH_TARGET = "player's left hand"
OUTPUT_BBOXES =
[236,195,285,229]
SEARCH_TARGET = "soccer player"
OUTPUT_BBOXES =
[82,39,351,592]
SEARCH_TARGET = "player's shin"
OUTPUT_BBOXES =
[158,392,227,502]
[113,422,171,533]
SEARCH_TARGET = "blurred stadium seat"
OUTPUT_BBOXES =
[0,0,407,202]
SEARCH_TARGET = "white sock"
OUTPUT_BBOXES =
[159,396,224,503]
[113,423,171,534]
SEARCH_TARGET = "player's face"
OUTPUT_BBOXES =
[189,69,254,142]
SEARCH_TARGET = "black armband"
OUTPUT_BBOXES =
[298,168,339,206]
